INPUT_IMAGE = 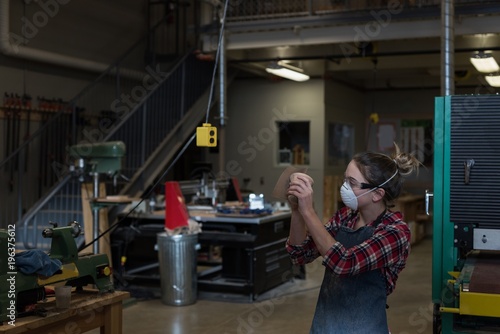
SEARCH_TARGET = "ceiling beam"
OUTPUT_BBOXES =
[203,14,500,52]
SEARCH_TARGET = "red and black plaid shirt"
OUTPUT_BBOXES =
[286,206,411,295]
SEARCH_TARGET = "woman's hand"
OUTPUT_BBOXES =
[287,173,314,214]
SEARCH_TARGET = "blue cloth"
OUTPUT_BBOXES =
[310,224,389,334]
[15,250,62,276]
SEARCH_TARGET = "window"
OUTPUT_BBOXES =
[277,121,310,165]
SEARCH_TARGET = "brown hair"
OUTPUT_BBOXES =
[352,143,420,206]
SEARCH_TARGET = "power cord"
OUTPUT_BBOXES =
[80,0,230,252]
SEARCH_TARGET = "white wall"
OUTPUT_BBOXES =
[219,78,435,219]
[368,88,438,194]
[324,80,366,175]
[222,78,325,216]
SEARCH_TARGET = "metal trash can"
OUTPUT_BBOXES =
[157,232,198,306]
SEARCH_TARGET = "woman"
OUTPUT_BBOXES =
[286,144,420,333]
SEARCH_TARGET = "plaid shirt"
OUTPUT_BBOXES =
[286,206,411,295]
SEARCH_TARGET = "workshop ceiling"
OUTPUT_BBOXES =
[227,35,500,91]
[211,6,500,91]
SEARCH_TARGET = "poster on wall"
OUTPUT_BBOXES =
[400,119,433,166]
[377,122,397,153]
[328,122,354,166]
[367,118,433,166]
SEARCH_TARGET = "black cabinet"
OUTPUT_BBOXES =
[193,211,299,300]
[111,211,300,300]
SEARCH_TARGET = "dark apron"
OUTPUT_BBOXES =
[310,224,389,334]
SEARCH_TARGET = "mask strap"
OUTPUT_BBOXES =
[355,168,398,199]
[376,168,398,189]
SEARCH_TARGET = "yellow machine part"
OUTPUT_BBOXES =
[460,290,500,317]
[440,288,500,318]
[37,263,79,285]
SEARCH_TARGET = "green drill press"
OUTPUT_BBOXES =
[68,141,126,255]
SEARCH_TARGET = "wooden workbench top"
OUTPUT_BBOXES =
[0,289,130,333]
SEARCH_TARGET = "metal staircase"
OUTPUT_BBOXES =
[18,54,217,248]
[13,51,217,250]
[0,1,222,250]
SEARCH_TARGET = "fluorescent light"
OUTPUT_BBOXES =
[485,74,500,87]
[470,52,500,73]
[266,61,310,82]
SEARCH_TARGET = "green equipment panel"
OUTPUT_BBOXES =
[433,95,500,334]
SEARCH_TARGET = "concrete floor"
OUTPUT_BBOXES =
[93,238,433,334]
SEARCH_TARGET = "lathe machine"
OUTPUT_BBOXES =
[0,222,114,324]
[433,95,500,333]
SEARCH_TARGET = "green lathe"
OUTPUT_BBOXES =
[0,222,114,324]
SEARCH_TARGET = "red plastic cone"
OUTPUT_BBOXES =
[165,181,189,230]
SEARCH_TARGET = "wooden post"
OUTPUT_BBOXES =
[80,183,112,263]
[323,175,343,222]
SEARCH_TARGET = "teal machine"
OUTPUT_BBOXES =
[433,95,500,333]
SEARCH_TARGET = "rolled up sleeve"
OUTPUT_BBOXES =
[286,236,320,265]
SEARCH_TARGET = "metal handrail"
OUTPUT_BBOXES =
[15,49,215,249]
[0,2,214,250]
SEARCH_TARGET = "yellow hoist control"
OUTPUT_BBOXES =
[196,123,217,147]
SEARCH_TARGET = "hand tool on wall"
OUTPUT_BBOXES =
[7,94,22,191]
[48,113,58,186]
[37,111,49,197]
[13,101,21,171]
[22,94,31,109]
[4,94,12,172]
[23,94,32,172]
[9,108,20,192]
[3,92,12,108]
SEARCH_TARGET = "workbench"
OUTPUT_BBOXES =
[0,290,129,334]
[111,210,299,301]
[192,210,297,300]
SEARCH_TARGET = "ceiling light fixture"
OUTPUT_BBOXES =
[470,52,500,73]
[485,74,500,87]
[266,61,310,82]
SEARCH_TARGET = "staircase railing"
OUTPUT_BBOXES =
[0,19,215,249]
[18,51,215,250]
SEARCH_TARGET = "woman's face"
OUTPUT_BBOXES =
[343,161,374,208]
[344,161,368,193]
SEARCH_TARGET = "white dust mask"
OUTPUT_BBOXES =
[340,169,398,210]
[340,181,375,210]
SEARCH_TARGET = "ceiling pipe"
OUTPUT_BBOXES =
[0,0,111,72]
[0,0,145,80]
[441,0,455,96]
[219,30,227,127]
[216,1,228,180]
